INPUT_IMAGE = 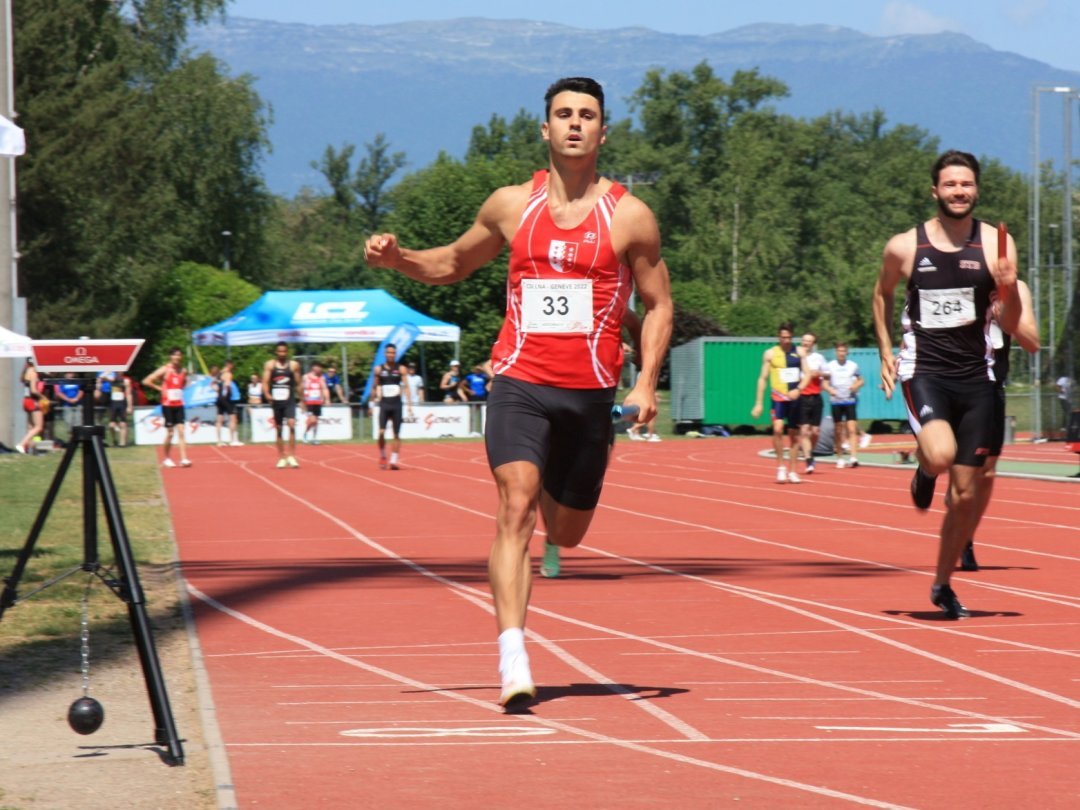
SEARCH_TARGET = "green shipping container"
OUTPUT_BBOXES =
[670,337,908,429]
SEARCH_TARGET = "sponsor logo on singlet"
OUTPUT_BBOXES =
[959,259,981,271]
[548,240,578,273]
[583,231,598,244]
[917,257,937,272]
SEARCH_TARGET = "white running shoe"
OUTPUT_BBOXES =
[229,441,244,447]
[647,433,661,442]
[286,456,299,468]
[180,458,193,467]
[787,471,801,484]
[498,651,536,710]
[162,458,176,468]
[276,458,288,469]
[14,444,26,454]
[628,431,644,441]
[836,459,846,469]
[859,433,872,449]
[776,466,787,483]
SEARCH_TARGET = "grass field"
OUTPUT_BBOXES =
[0,443,182,683]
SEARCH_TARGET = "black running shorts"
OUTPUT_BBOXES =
[988,384,1006,457]
[795,393,823,427]
[902,375,995,467]
[378,399,402,433]
[162,405,185,429]
[485,375,615,510]
[272,400,297,432]
[831,403,858,423]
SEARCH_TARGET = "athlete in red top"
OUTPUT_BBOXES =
[142,347,192,468]
[364,76,673,711]
[301,360,332,446]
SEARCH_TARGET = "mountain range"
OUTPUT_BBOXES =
[187,17,1080,196]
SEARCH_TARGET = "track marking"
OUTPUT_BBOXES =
[184,582,914,808]
[237,454,1080,738]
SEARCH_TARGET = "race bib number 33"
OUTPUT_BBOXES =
[919,287,975,329]
[521,279,593,334]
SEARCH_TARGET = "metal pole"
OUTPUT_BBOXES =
[1032,86,1043,440]
[0,0,18,448]
[1064,96,1074,309]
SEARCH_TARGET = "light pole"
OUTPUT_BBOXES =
[221,230,232,271]
[1030,85,1078,439]
[1048,223,1059,423]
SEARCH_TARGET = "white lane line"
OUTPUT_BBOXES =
[185,583,913,809]
[310,457,1080,738]
[220,736,1073,747]
[706,697,985,702]
[227,461,710,744]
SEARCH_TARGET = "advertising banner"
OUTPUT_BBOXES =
[133,405,219,445]
[371,403,474,440]
[248,405,354,443]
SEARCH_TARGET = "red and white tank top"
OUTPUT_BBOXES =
[490,170,632,389]
[163,368,186,405]
[302,373,324,405]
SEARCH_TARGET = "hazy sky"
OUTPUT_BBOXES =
[224,0,1080,73]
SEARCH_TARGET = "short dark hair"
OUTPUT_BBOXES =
[778,322,794,335]
[275,341,288,351]
[836,341,849,350]
[168,346,182,355]
[545,77,605,122]
[932,150,980,185]
[385,343,396,351]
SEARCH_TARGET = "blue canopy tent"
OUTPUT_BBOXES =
[191,289,460,397]
[192,289,459,346]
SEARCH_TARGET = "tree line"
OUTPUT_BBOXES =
[15,1,1071,383]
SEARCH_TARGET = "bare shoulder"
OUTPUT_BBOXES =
[612,193,658,232]
[480,181,531,220]
[883,226,917,261]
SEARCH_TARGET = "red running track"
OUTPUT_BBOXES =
[161,438,1080,809]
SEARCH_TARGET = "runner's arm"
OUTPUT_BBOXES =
[363,187,516,284]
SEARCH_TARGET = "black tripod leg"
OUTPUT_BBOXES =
[0,437,81,618]
[90,435,186,766]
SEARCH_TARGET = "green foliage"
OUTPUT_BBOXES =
[14,0,271,338]
[133,261,261,378]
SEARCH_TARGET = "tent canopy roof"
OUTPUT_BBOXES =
[0,324,32,358]
[192,289,460,347]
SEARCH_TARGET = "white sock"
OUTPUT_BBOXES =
[390,452,399,464]
[498,628,526,677]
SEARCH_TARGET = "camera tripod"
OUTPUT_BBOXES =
[0,380,184,766]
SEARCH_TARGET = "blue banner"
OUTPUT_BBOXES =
[361,322,421,404]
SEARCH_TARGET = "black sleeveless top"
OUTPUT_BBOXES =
[377,366,403,403]
[899,219,995,382]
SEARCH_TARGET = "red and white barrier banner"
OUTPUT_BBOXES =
[371,403,475,440]
[133,405,220,445]
[248,405,353,443]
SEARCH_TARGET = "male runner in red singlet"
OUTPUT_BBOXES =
[364,76,673,710]
[143,347,192,468]
[301,360,332,446]
[873,150,1021,618]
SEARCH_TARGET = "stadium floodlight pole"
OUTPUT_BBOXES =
[1031,85,1075,439]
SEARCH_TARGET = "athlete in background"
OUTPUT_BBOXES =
[143,347,192,468]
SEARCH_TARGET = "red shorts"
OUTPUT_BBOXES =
[22,396,39,413]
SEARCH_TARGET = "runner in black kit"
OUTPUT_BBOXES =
[261,341,301,469]
[873,150,1022,618]
[372,343,413,470]
[963,280,1039,570]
